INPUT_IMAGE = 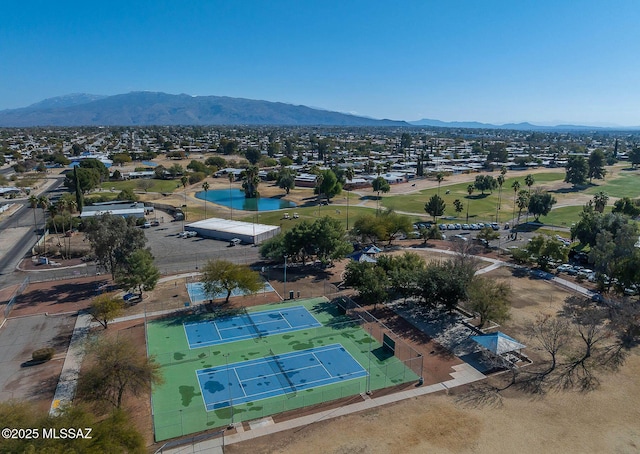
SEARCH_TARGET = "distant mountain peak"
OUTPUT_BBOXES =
[26,93,107,110]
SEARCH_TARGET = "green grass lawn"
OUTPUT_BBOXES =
[238,205,383,232]
[101,179,181,194]
[583,168,640,198]
[379,173,564,223]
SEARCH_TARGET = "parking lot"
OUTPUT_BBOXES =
[143,211,261,274]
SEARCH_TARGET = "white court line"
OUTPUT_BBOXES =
[212,320,223,341]
[277,310,294,329]
[232,367,248,398]
[311,351,334,378]
[199,350,368,409]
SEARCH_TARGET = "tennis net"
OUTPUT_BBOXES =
[268,349,297,396]
[244,309,263,339]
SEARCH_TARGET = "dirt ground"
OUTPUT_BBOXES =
[226,258,640,454]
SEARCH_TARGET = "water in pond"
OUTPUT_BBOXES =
[196,188,296,211]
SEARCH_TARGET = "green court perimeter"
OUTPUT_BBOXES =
[147,297,420,441]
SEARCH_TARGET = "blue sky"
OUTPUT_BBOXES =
[2,1,639,126]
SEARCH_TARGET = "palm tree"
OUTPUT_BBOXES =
[516,190,529,226]
[524,174,535,222]
[592,191,609,213]
[228,172,234,220]
[466,184,474,223]
[345,166,355,230]
[202,181,210,219]
[436,172,445,195]
[28,194,39,245]
[496,173,505,223]
[38,195,50,256]
[511,180,520,226]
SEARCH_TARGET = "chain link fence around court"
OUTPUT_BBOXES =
[153,378,366,441]
[333,295,425,381]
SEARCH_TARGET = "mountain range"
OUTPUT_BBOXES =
[0,92,408,127]
[0,92,637,130]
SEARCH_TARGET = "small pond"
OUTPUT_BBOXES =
[196,188,296,211]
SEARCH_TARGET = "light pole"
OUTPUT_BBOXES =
[366,324,373,394]
[223,353,234,428]
[283,255,287,299]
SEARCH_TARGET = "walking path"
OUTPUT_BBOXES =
[48,312,92,416]
[161,363,485,454]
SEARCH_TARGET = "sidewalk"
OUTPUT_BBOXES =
[162,363,485,454]
[49,312,92,416]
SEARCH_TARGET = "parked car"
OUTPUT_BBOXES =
[454,223,462,230]
[470,223,479,230]
[557,264,573,273]
[462,224,470,230]
[447,224,456,230]
[491,222,500,230]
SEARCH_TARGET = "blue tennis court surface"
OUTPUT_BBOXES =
[187,281,275,303]
[184,305,322,348]
[196,344,368,410]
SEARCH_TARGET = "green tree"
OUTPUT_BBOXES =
[245,148,262,165]
[588,149,607,182]
[242,166,260,198]
[592,191,609,213]
[89,293,125,329]
[315,169,341,202]
[564,155,589,186]
[116,249,159,297]
[79,158,109,182]
[0,401,145,453]
[277,167,296,194]
[415,261,471,311]
[477,226,499,246]
[83,214,147,279]
[424,194,446,223]
[117,187,138,201]
[202,259,263,304]
[343,262,388,309]
[474,175,497,195]
[612,197,640,217]
[111,153,132,166]
[64,167,101,193]
[628,146,640,168]
[345,166,355,230]
[511,180,521,224]
[528,190,557,221]
[311,216,353,265]
[78,336,163,409]
[524,174,535,196]
[453,199,464,216]
[372,176,390,212]
[527,235,569,270]
[516,189,529,225]
[378,252,425,301]
[465,277,511,328]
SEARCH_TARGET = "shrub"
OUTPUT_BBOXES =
[32,347,55,362]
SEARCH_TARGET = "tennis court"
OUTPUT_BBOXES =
[197,344,368,410]
[183,305,322,348]
[186,281,275,303]
[148,297,422,441]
